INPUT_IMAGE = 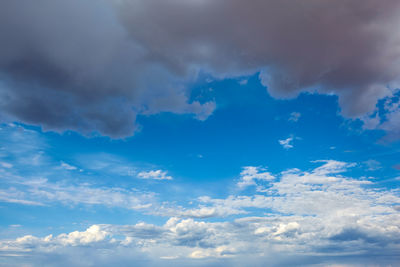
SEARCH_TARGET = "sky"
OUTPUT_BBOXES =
[0,1,400,266]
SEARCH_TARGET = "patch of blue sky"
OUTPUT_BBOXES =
[0,74,399,266]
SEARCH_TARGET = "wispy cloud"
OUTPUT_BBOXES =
[237,166,274,189]
[288,112,301,122]
[60,161,78,171]
[278,136,294,149]
[137,170,172,180]
[0,124,399,266]
[0,177,154,210]
[239,79,248,86]
[363,159,382,171]
[1,160,399,266]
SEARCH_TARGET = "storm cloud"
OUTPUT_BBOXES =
[1,0,400,137]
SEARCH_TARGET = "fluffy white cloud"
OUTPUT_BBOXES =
[0,160,399,266]
[57,225,109,246]
[237,166,274,189]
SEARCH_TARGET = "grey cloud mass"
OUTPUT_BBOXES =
[0,0,215,137]
[1,0,400,137]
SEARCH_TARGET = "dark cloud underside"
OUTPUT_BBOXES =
[1,0,399,137]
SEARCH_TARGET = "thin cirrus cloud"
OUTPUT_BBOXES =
[0,0,400,138]
[0,178,154,210]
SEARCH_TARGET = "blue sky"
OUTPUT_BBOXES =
[1,73,400,266]
[1,1,400,266]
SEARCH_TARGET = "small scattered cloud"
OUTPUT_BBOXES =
[363,159,382,171]
[288,112,301,122]
[60,161,78,171]
[278,136,296,149]
[239,79,248,86]
[311,160,355,176]
[237,166,274,189]
[0,162,12,169]
[137,170,173,180]
[362,113,381,130]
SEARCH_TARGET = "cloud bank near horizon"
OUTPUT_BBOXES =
[1,0,400,137]
[1,159,399,266]
[0,123,399,266]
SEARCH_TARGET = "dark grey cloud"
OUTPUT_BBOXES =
[330,228,386,244]
[118,0,400,114]
[0,0,214,137]
[1,0,400,137]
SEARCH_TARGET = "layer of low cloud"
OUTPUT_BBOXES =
[1,160,399,266]
[0,127,399,266]
[1,0,400,137]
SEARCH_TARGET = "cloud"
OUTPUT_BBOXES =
[0,1,400,137]
[311,159,355,175]
[359,90,400,140]
[0,0,215,138]
[237,166,274,189]
[1,160,400,266]
[137,170,173,180]
[288,112,301,122]
[239,79,248,86]
[0,128,155,208]
[377,94,400,141]
[363,159,382,171]
[60,162,77,171]
[0,162,12,169]
[116,0,400,116]
[278,136,294,149]
[57,225,109,246]
[0,127,396,228]
[1,124,399,265]
[0,188,44,206]
[155,160,398,219]
[0,177,154,210]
